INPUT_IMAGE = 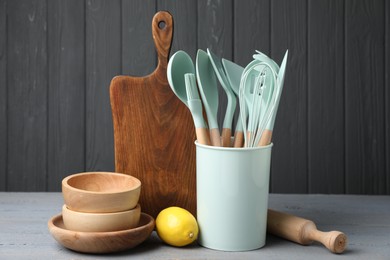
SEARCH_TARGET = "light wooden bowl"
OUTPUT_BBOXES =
[48,212,155,254]
[62,172,141,213]
[62,204,141,232]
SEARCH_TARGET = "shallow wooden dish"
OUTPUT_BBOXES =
[48,212,154,254]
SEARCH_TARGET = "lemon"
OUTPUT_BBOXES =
[156,206,199,247]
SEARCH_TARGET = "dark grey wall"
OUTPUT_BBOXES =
[0,0,389,194]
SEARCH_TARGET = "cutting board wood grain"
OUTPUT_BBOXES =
[110,11,196,218]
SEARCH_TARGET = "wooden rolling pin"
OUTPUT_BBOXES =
[267,209,347,254]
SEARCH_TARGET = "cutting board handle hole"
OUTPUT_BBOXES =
[158,21,166,30]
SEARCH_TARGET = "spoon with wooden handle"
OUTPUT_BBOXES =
[267,209,347,254]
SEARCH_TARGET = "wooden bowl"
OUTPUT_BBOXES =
[62,204,141,232]
[48,212,155,254]
[62,172,141,213]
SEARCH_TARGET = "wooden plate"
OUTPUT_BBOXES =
[48,213,154,254]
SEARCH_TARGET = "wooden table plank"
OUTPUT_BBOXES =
[0,0,6,191]
[47,0,86,191]
[85,0,120,172]
[0,193,389,259]
[233,0,270,66]
[307,0,345,193]
[270,0,308,193]
[345,0,386,194]
[155,0,198,143]
[198,0,233,131]
[233,0,270,136]
[386,0,390,193]
[158,0,198,60]
[122,0,156,76]
[7,0,48,191]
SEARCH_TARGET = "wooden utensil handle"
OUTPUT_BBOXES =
[258,129,272,146]
[196,127,211,145]
[209,128,221,147]
[267,209,347,254]
[221,128,231,147]
[233,130,244,147]
[152,11,173,79]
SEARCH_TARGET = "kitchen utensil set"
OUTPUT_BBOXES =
[168,49,288,147]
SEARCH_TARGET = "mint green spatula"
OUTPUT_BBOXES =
[221,58,245,147]
[196,49,221,146]
[207,49,236,147]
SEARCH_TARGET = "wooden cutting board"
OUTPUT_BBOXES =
[110,11,196,218]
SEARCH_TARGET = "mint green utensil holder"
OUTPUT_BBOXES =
[195,141,273,251]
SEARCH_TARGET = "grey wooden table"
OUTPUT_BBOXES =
[0,193,389,259]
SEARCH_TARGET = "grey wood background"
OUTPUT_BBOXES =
[0,0,389,194]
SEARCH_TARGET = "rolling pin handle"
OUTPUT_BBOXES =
[307,229,347,254]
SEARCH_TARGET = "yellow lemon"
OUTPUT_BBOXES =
[156,206,199,247]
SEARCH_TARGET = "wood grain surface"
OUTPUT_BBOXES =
[234,0,270,66]
[48,213,155,253]
[3,193,390,258]
[47,0,85,191]
[345,0,386,194]
[270,0,308,193]
[267,209,347,254]
[110,11,196,218]
[198,0,233,131]
[0,1,389,195]
[386,0,390,192]
[122,0,156,76]
[86,0,120,172]
[0,0,6,190]
[158,0,197,59]
[7,0,48,191]
[308,0,344,193]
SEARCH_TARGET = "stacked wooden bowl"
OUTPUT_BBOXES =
[48,172,155,253]
[62,172,142,232]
